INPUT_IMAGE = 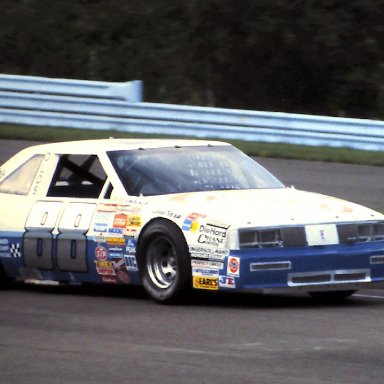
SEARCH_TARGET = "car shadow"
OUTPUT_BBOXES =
[8,282,383,309]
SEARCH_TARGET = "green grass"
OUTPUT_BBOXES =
[1,124,383,166]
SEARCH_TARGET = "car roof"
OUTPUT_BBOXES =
[21,138,231,155]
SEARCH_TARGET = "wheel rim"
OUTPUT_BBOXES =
[146,236,177,289]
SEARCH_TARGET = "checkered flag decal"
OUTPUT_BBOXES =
[10,243,21,258]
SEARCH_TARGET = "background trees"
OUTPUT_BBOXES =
[1,0,383,118]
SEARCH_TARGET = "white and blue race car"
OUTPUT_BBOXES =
[0,138,383,303]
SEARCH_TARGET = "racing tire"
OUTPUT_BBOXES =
[309,290,356,303]
[137,220,191,304]
[0,263,12,289]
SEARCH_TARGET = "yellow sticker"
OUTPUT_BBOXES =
[95,261,113,268]
[193,276,219,290]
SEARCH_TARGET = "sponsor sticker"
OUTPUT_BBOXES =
[193,276,219,290]
[191,259,224,270]
[219,276,236,288]
[182,212,206,232]
[305,224,339,246]
[96,267,115,276]
[95,260,115,275]
[106,237,126,246]
[94,222,108,233]
[124,255,138,271]
[0,239,10,258]
[108,227,124,236]
[227,256,240,277]
[192,267,219,277]
[95,246,108,261]
[125,238,137,255]
[109,246,124,253]
[0,240,21,258]
[127,215,142,227]
[113,213,128,228]
[95,260,113,268]
[189,245,229,261]
[101,275,118,284]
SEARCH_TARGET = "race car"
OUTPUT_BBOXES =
[0,138,383,303]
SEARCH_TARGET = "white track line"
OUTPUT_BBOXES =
[354,294,384,300]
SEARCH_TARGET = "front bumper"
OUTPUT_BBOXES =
[228,241,384,291]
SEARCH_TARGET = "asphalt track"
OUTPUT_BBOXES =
[1,140,384,384]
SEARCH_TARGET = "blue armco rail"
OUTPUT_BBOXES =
[0,74,383,151]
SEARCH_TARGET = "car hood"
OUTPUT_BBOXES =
[152,188,383,228]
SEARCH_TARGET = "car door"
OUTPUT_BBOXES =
[24,152,110,278]
[56,202,96,272]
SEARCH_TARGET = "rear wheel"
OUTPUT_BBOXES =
[137,220,191,304]
[0,263,12,289]
[309,290,356,302]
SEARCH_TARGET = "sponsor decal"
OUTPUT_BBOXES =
[305,224,339,246]
[0,240,21,258]
[193,276,219,290]
[125,238,137,255]
[108,227,124,237]
[182,212,206,232]
[227,256,240,277]
[153,210,182,220]
[10,243,21,258]
[0,239,10,258]
[197,223,228,247]
[95,261,114,275]
[219,276,236,288]
[31,168,45,195]
[109,252,124,259]
[189,245,229,261]
[97,203,117,212]
[106,237,126,246]
[94,222,108,233]
[127,214,141,227]
[192,267,219,277]
[124,255,138,271]
[95,260,114,268]
[113,213,128,228]
[108,246,124,253]
[101,275,118,284]
[191,259,224,270]
[95,246,108,261]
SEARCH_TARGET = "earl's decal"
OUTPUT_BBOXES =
[193,276,219,290]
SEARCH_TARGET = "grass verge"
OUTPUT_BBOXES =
[1,124,383,166]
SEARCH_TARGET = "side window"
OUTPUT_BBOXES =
[0,155,44,195]
[47,154,107,198]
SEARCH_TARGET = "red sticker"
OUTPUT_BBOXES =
[227,257,240,276]
[95,246,108,261]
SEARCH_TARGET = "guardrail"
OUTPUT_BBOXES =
[0,74,383,151]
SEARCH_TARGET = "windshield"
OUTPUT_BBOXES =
[108,145,284,196]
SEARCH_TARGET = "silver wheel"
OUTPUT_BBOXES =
[146,236,177,289]
[138,220,191,303]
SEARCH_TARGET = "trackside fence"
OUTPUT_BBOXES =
[0,74,384,151]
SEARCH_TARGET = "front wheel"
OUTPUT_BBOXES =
[137,220,191,304]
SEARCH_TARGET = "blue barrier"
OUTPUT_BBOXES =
[0,74,383,151]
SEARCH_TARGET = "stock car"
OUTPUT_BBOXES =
[0,138,383,303]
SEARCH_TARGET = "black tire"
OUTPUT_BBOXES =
[137,220,191,304]
[0,262,12,289]
[309,290,356,303]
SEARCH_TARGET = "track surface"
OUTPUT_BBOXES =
[1,140,384,384]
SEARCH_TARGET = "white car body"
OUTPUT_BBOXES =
[0,139,383,302]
